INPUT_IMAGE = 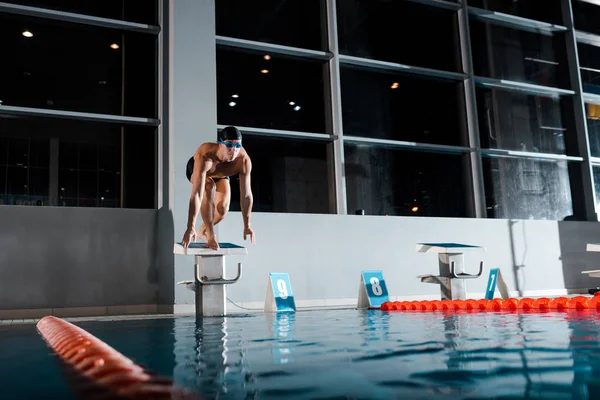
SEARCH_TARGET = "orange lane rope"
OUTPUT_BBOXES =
[37,316,200,400]
[380,295,600,312]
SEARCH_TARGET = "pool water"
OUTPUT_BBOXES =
[3,309,600,399]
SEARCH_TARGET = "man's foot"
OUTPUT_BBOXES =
[206,236,219,250]
[197,224,209,242]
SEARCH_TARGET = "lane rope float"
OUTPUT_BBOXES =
[37,316,200,400]
[380,295,600,312]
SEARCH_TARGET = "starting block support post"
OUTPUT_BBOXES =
[416,243,486,300]
[174,242,247,317]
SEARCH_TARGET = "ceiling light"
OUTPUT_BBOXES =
[264,55,271,60]
[411,206,419,212]
[229,101,236,107]
[391,82,399,89]
[232,94,239,98]
[289,101,295,105]
[22,30,33,38]
[110,43,119,49]
[261,69,269,74]
[294,105,301,111]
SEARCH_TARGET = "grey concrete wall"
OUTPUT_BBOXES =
[169,212,600,307]
[0,206,158,309]
[165,0,218,307]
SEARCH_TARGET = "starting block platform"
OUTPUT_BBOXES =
[416,242,486,300]
[174,242,247,317]
[582,243,600,279]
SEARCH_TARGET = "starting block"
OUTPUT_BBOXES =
[416,242,485,300]
[485,268,510,300]
[174,242,247,317]
[582,243,600,278]
[357,270,390,309]
[265,272,296,312]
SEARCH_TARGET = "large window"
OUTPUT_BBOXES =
[215,0,324,51]
[345,144,469,218]
[216,47,326,134]
[483,157,573,220]
[469,0,564,26]
[2,0,158,24]
[578,43,600,95]
[215,0,332,214]
[229,135,331,214]
[476,88,570,155]
[0,116,156,208]
[336,0,461,72]
[573,0,600,35]
[0,4,158,209]
[340,65,465,146]
[0,13,156,117]
[470,20,570,89]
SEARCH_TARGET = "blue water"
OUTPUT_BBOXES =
[3,309,600,399]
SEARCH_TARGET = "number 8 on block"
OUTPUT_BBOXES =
[358,270,390,309]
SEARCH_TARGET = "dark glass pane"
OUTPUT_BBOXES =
[593,166,600,213]
[344,144,468,217]
[468,0,563,25]
[227,135,331,214]
[476,88,569,155]
[0,115,155,209]
[99,171,119,208]
[337,0,461,72]
[7,138,29,166]
[28,167,48,197]
[585,103,600,157]
[0,138,7,165]
[99,145,120,173]
[217,47,326,133]
[6,166,27,195]
[3,0,158,25]
[341,65,465,146]
[470,20,569,89]
[215,0,323,51]
[59,142,78,170]
[578,43,600,95]
[0,166,5,201]
[78,170,98,206]
[573,0,600,35]
[78,143,98,171]
[483,157,573,220]
[29,138,49,167]
[59,169,77,204]
[122,125,154,209]
[0,13,157,117]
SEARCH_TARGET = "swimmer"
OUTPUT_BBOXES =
[181,126,255,250]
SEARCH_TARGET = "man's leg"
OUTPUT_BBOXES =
[213,178,231,226]
[198,177,216,241]
[198,179,230,238]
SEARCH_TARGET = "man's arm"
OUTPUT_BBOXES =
[239,157,255,243]
[182,154,209,247]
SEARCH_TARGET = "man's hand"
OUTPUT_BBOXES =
[244,226,256,245]
[182,228,196,248]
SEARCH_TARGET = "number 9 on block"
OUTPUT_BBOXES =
[265,272,296,312]
[358,270,390,309]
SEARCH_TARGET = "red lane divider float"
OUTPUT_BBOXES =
[380,295,600,312]
[37,316,200,400]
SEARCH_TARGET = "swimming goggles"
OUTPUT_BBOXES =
[217,138,242,149]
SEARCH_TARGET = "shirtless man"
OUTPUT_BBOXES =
[181,126,255,250]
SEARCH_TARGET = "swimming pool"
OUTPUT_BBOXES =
[2,308,600,399]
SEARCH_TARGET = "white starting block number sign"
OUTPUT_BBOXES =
[358,270,390,309]
[265,273,296,312]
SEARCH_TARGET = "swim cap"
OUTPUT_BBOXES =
[218,126,242,141]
